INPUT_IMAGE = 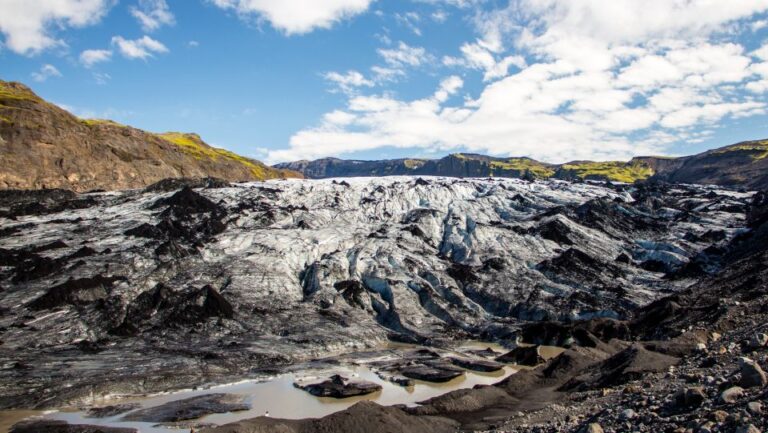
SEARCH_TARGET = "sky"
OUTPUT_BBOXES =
[1,1,767,164]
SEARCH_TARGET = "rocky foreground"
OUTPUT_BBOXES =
[1,176,766,432]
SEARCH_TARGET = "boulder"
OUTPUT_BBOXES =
[295,374,382,398]
[496,345,545,366]
[448,357,504,372]
[739,357,767,388]
[720,386,744,404]
[400,365,464,383]
[674,387,707,409]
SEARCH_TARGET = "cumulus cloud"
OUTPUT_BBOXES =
[0,0,113,55]
[111,35,168,59]
[324,70,375,94]
[378,41,427,67]
[209,0,373,35]
[31,64,62,82]
[130,0,175,32]
[80,49,112,67]
[443,41,526,81]
[269,0,768,163]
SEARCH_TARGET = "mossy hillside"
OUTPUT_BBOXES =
[402,159,426,169]
[559,161,655,183]
[81,118,129,128]
[0,81,41,104]
[158,132,276,179]
[489,158,556,178]
[715,140,768,160]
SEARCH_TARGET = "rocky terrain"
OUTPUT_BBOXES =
[0,80,300,192]
[275,139,768,189]
[198,185,768,433]
[0,173,756,423]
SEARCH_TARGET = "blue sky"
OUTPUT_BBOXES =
[1,1,767,164]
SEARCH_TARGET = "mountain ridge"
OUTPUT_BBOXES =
[275,140,768,189]
[0,80,301,192]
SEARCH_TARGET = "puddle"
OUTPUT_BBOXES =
[0,410,48,433]
[6,342,564,432]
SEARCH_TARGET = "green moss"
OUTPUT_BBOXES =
[489,158,556,178]
[403,159,426,169]
[0,81,40,103]
[157,132,277,179]
[715,140,768,160]
[81,118,127,128]
[560,161,654,183]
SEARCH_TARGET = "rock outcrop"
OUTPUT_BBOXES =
[0,80,300,192]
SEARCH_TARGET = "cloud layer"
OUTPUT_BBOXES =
[209,0,374,34]
[0,0,112,54]
[269,0,768,163]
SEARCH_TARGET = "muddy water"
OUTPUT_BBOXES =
[0,410,48,433]
[4,342,563,433]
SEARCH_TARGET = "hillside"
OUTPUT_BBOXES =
[0,80,300,192]
[276,140,768,189]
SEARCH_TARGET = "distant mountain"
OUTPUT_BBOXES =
[275,140,768,189]
[0,80,301,192]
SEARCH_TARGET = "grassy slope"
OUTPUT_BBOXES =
[558,161,655,183]
[156,132,295,180]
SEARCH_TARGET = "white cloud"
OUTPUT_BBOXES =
[93,72,111,85]
[324,70,375,94]
[130,0,175,32]
[371,66,405,82]
[80,49,112,67]
[31,64,62,82]
[209,0,373,35]
[752,20,768,31]
[269,0,768,163]
[111,35,168,59]
[0,0,113,55]
[431,10,448,23]
[433,75,463,102]
[378,41,427,67]
[395,11,422,36]
[444,41,526,81]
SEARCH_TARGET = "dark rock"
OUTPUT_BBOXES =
[28,275,125,310]
[560,344,679,391]
[400,365,464,383]
[121,393,249,422]
[10,420,136,433]
[739,357,767,388]
[85,403,141,418]
[295,374,382,398]
[201,400,458,433]
[144,177,231,193]
[448,356,504,372]
[496,346,546,366]
[674,387,707,409]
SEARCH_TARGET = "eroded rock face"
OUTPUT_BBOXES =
[0,177,752,408]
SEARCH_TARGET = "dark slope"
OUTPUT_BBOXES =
[276,139,768,189]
